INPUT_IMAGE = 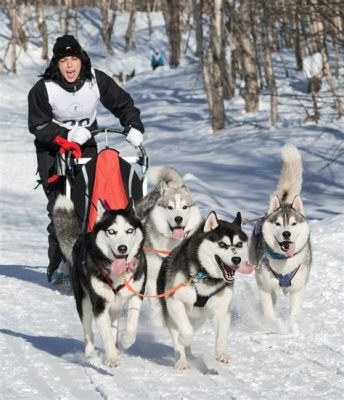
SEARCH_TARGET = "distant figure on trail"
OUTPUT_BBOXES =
[151,49,165,71]
[27,34,144,286]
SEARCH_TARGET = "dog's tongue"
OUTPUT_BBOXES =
[111,258,127,275]
[287,242,296,257]
[172,227,185,240]
[237,261,254,275]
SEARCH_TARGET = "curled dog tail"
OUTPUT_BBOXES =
[148,166,184,188]
[52,195,80,264]
[275,144,303,204]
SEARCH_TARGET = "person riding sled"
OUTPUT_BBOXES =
[28,34,144,284]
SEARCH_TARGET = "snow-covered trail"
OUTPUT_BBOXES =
[1,10,344,397]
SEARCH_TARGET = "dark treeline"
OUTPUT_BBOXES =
[1,0,343,131]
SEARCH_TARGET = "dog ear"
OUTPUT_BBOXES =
[233,212,242,226]
[203,211,219,232]
[125,198,136,215]
[157,181,168,194]
[291,195,304,215]
[268,194,281,214]
[96,200,106,222]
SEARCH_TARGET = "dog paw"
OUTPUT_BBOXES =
[121,331,136,349]
[175,360,190,370]
[216,353,230,363]
[105,357,119,368]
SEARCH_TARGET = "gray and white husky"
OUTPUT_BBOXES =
[53,195,146,367]
[249,144,311,331]
[136,167,202,297]
[157,211,253,370]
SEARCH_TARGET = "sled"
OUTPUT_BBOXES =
[51,128,148,233]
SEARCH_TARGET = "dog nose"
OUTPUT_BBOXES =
[282,231,291,239]
[118,245,128,254]
[174,216,183,225]
[231,257,241,265]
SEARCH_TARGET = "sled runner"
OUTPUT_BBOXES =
[50,128,148,233]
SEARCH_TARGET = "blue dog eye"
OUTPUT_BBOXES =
[107,229,116,235]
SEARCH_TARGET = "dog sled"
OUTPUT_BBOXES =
[50,128,148,233]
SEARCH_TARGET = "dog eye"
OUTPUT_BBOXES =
[182,205,188,210]
[291,222,297,226]
[167,205,174,210]
[236,242,243,248]
[107,229,117,235]
[127,228,134,234]
[218,241,228,249]
[275,222,281,226]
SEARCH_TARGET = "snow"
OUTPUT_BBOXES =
[1,7,344,400]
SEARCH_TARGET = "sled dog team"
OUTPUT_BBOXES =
[53,144,311,369]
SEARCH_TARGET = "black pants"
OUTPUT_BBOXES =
[42,147,97,271]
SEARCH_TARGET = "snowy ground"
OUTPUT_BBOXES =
[0,8,343,400]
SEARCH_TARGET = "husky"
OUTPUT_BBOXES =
[249,144,311,331]
[135,167,202,297]
[157,211,253,370]
[53,195,146,367]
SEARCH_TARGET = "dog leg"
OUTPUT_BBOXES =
[288,289,305,334]
[259,289,277,321]
[213,310,230,363]
[166,298,193,347]
[122,296,142,349]
[81,296,95,358]
[96,311,120,367]
[168,323,190,370]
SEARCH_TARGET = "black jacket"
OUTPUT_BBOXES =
[28,69,144,186]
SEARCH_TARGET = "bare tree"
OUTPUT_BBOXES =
[35,0,49,60]
[162,0,181,67]
[125,0,137,52]
[100,0,115,55]
[236,0,260,112]
[209,0,225,130]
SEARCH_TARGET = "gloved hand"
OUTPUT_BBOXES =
[126,127,143,148]
[67,126,91,145]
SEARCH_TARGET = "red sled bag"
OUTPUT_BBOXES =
[87,148,143,232]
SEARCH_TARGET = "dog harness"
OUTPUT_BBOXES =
[261,253,301,288]
[192,270,229,307]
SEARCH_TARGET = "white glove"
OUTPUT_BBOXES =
[67,126,91,145]
[126,127,143,147]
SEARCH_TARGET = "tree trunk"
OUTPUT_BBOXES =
[238,0,259,113]
[321,48,344,118]
[100,0,115,55]
[262,3,278,125]
[210,0,225,130]
[10,0,17,73]
[35,0,48,60]
[125,0,137,52]
[163,0,181,67]
[146,0,153,36]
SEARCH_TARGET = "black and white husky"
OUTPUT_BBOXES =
[157,211,253,370]
[136,167,202,297]
[53,195,146,367]
[249,144,311,332]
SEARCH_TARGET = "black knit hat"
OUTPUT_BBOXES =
[53,35,83,60]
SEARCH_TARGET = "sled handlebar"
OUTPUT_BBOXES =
[90,128,147,162]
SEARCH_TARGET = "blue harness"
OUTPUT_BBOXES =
[261,249,300,288]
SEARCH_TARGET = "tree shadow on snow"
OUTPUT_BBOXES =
[0,264,50,289]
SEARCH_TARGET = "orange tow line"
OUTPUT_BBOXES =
[122,275,190,299]
[143,246,171,256]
